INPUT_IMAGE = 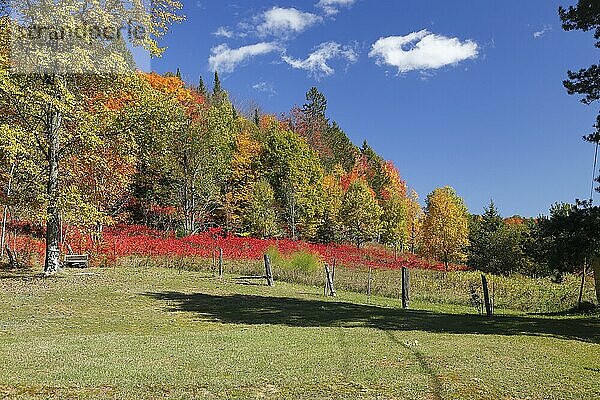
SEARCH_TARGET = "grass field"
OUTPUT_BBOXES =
[0,265,599,399]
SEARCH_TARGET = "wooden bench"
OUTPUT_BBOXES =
[64,254,89,268]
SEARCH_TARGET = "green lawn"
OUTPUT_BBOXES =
[0,265,598,399]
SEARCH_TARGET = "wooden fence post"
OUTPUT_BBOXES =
[5,245,16,268]
[402,267,410,309]
[367,267,372,297]
[218,248,223,279]
[481,275,492,317]
[264,254,274,287]
[578,259,586,308]
[332,259,336,282]
[325,264,336,297]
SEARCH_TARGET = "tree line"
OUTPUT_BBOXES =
[1,62,599,283]
[1,0,599,293]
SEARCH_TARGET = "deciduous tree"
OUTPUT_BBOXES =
[341,178,382,248]
[422,187,469,269]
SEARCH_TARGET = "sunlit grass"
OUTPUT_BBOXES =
[0,265,598,399]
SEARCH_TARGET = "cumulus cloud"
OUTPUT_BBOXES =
[316,0,356,15]
[213,26,234,38]
[533,25,552,38]
[209,42,279,73]
[369,30,478,73]
[283,41,358,78]
[256,7,322,38]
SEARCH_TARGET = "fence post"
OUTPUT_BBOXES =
[264,254,274,287]
[367,267,372,297]
[402,267,410,309]
[325,264,336,297]
[332,259,336,282]
[578,259,586,308]
[218,248,223,279]
[481,274,492,317]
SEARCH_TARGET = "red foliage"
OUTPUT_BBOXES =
[9,225,466,272]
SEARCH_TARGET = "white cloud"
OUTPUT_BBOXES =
[253,81,277,96]
[256,7,322,38]
[283,41,358,78]
[316,0,356,15]
[213,26,234,38]
[533,25,552,38]
[369,30,479,73]
[209,42,279,73]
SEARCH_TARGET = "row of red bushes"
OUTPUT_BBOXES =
[8,224,465,271]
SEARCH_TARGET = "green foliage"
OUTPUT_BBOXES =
[296,88,358,173]
[260,117,325,240]
[315,167,345,243]
[197,75,207,98]
[211,71,227,106]
[302,87,328,125]
[380,193,409,250]
[246,179,279,238]
[468,201,533,275]
[341,179,383,247]
[325,122,359,172]
[535,201,600,275]
[559,0,600,188]
[360,141,388,197]
[266,246,323,274]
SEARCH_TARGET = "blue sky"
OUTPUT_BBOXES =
[151,0,598,217]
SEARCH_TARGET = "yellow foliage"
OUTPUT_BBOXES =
[421,186,469,267]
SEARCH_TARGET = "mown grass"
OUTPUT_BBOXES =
[122,255,598,313]
[0,263,598,399]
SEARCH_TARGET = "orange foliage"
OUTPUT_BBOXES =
[341,156,369,191]
[505,216,525,225]
[142,72,206,120]
[259,114,291,132]
[380,161,407,200]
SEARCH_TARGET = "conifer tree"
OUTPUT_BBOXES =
[254,109,260,126]
[212,71,226,105]
[198,75,207,98]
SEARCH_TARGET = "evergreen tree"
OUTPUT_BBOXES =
[253,109,260,126]
[212,70,226,105]
[198,75,207,98]
[468,200,531,275]
[326,122,359,172]
[560,0,600,190]
[302,87,328,125]
[360,141,387,197]
[482,200,503,232]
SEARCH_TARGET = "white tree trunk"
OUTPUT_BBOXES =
[44,81,62,276]
[0,163,15,260]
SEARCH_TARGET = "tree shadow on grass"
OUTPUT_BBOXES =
[0,267,45,281]
[144,292,600,343]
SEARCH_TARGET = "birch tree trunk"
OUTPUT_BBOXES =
[0,163,15,260]
[44,77,62,275]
